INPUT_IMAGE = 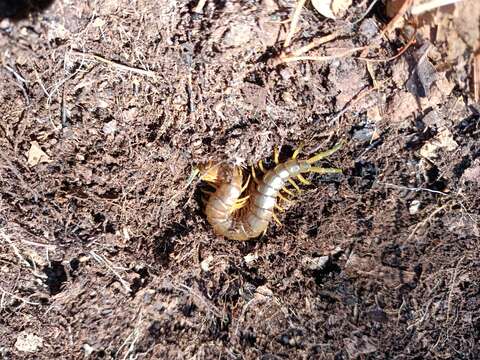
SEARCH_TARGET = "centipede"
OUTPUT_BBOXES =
[197,142,343,241]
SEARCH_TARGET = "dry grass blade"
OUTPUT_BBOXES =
[89,251,132,293]
[71,50,156,78]
[279,46,367,64]
[284,0,307,49]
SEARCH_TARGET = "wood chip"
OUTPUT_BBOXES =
[27,141,52,166]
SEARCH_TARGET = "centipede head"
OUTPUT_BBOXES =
[197,162,222,184]
[198,162,244,187]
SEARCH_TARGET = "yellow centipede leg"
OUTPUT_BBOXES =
[309,167,342,175]
[272,212,282,226]
[297,174,311,185]
[241,175,251,193]
[278,193,293,205]
[258,160,266,173]
[275,203,285,212]
[251,165,260,184]
[288,178,301,192]
[273,146,280,164]
[281,187,295,197]
[230,196,250,213]
[236,195,250,204]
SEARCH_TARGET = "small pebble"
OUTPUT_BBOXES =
[409,200,421,215]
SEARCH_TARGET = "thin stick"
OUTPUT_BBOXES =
[71,50,156,78]
[279,46,367,64]
[284,0,307,49]
[89,251,132,293]
[0,230,31,268]
[0,286,41,306]
[446,256,464,322]
[382,0,413,34]
[407,204,448,241]
[351,0,382,25]
[379,182,448,196]
[288,31,342,58]
[411,0,462,15]
[356,28,417,63]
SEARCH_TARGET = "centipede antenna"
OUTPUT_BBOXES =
[273,146,280,164]
[292,143,304,159]
[288,178,301,192]
[258,160,266,173]
[281,187,295,197]
[187,168,200,187]
[296,174,311,185]
[309,167,342,175]
[272,212,283,226]
[306,141,343,164]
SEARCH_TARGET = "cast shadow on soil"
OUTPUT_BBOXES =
[0,0,54,20]
[153,221,189,267]
[43,261,68,295]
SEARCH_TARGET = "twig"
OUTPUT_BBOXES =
[71,50,156,78]
[446,256,464,322]
[116,311,143,360]
[407,204,448,241]
[89,251,131,293]
[3,64,30,104]
[173,283,223,318]
[411,0,462,15]
[286,31,342,58]
[284,0,307,49]
[351,0,382,25]
[0,286,40,306]
[279,46,367,64]
[382,0,413,34]
[356,27,417,63]
[379,182,449,196]
[0,229,31,268]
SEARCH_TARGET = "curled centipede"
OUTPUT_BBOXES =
[197,142,343,241]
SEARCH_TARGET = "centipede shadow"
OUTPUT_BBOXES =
[0,0,54,20]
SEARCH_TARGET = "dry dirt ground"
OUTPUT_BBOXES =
[0,0,479,359]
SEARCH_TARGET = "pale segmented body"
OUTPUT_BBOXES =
[201,143,342,241]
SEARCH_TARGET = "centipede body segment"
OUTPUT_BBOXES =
[199,143,342,241]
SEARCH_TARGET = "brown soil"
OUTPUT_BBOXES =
[0,0,479,359]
